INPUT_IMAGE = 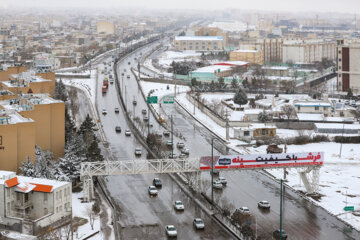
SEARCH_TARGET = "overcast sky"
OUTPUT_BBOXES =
[1,0,359,13]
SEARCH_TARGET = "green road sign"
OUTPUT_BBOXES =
[344,206,354,211]
[147,96,158,104]
[163,96,174,104]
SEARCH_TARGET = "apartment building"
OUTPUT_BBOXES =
[174,36,224,51]
[229,49,264,65]
[0,110,35,172]
[97,21,115,35]
[0,94,65,167]
[337,40,360,93]
[0,171,72,235]
[194,27,229,48]
[239,38,283,63]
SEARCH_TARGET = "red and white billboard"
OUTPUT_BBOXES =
[200,152,324,170]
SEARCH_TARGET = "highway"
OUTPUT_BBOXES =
[95,43,233,239]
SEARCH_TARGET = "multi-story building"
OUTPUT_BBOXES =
[239,38,283,63]
[0,94,65,170]
[336,40,360,93]
[96,21,115,35]
[0,171,72,235]
[174,36,224,51]
[229,49,264,65]
[194,27,229,48]
[0,110,35,172]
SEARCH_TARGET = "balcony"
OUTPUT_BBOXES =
[15,200,33,210]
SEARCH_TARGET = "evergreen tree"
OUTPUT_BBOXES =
[54,79,68,102]
[233,88,248,106]
[35,146,55,179]
[347,88,353,98]
[210,81,216,91]
[231,78,239,89]
[218,77,225,89]
[258,110,273,122]
[86,139,104,162]
[79,114,96,135]
[19,156,36,177]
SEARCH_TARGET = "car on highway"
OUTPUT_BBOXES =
[193,218,205,230]
[153,178,162,188]
[114,107,119,113]
[127,75,130,79]
[133,100,137,105]
[213,180,223,189]
[142,109,147,114]
[125,129,131,136]
[174,200,184,211]
[181,148,189,155]
[165,225,177,237]
[258,200,271,209]
[166,140,173,147]
[148,186,158,196]
[344,100,350,105]
[169,153,177,159]
[273,229,288,239]
[135,147,142,156]
[237,207,250,215]
[179,153,187,159]
[217,177,227,185]
[176,142,185,148]
[163,130,170,136]
[128,62,131,65]
[143,116,149,121]
[110,79,114,84]
[102,109,107,115]
[115,126,121,133]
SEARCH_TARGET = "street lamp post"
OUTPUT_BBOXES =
[211,138,220,208]
[280,178,283,240]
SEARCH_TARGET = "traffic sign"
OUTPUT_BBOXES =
[163,96,174,104]
[147,96,158,104]
[344,206,354,211]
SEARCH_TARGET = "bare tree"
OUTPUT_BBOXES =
[281,105,296,121]
[83,202,100,231]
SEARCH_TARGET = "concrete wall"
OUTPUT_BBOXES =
[0,66,26,82]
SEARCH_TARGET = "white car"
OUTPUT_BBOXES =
[217,177,227,185]
[258,200,271,209]
[135,147,142,156]
[143,116,149,121]
[169,153,177,159]
[102,109,107,115]
[193,218,205,230]
[238,206,250,215]
[125,129,131,136]
[181,148,189,155]
[213,180,223,189]
[179,153,187,159]
[165,225,177,237]
[148,186,158,196]
[163,130,170,136]
[174,200,184,211]
[176,142,185,148]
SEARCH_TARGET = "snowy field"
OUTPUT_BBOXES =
[157,50,202,67]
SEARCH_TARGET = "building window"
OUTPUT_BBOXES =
[339,66,341,70]
[323,107,328,111]
[339,58,341,62]
[262,129,266,135]
[270,130,273,135]
[338,74,342,77]
[315,106,319,110]
[16,192,20,201]
[297,106,300,111]
[44,193,48,201]
[244,131,250,136]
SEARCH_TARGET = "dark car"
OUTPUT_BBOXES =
[153,178,162,188]
[115,126,121,133]
[273,229,288,239]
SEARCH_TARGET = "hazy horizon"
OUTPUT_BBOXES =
[1,0,359,14]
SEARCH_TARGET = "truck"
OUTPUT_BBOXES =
[102,85,107,94]
[266,144,283,154]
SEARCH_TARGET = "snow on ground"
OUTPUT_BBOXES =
[72,192,102,240]
[247,142,360,231]
[143,58,173,77]
[157,50,202,67]
[59,69,97,105]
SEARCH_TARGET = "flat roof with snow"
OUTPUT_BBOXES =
[175,36,223,41]
[232,49,260,53]
[294,101,331,107]
[192,65,232,73]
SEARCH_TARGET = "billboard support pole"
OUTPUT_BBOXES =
[211,138,220,209]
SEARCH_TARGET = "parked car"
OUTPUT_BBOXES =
[176,142,185,148]
[179,153,187,159]
[174,200,184,211]
[166,140,173,147]
[114,107,119,113]
[153,178,162,188]
[115,126,121,133]
[142,109,147,115]
[148,186,158,196]
[237,207,250,215]
[344,100,350,105]
[217,177,227,185]
[163,130,170,136]
[102,109,107,115]
[273,229,288,239]
[181,148,189,155]
[266,144,283,154]
[213,180,223,189]
[165,225,177,237]
[125,129,131,136]
[258,200,271,209]
[135,147,142,156]
[193,218,205,230]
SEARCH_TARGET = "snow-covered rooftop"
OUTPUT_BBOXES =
[297,113,324,121]
[232,49,259,53]
[315,123,360,130]
[294,101,331,107]
[192,65,232,73]
[175,36,223,41]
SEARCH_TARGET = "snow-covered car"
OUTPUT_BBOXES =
[169,153,177,159]
[217,177,227,185]
[176,142,185,148]
[213,180,223,189]
[166,140,173,147]
[125,129,131,136]
[133,100,137,105]
[142,109,147,115]
[153,178,162,188]
[237,207,250,215]
[109,79,114,84]
[143,116,149,121]
[174,200,184,211]
[344,100,350,105]
[127,75,130,79]
[165,225,177,237]
[179,153,187,159]
[181,148,189,155]
[135,147,142,156]
[148,186,158,196]
[163,130,170,136]
[115,126,121,133]
[102,109,107,115]
[114,107,119,113]
[258,200,271,209]
[193,218,205,230]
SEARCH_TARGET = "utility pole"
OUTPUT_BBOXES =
[280,179,283,240]
[224,109,230,141]
[148,104,150,136]
[171,115,174,158]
